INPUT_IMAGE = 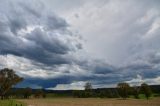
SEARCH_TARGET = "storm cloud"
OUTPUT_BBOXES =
[0,0,81,65]
[0,0,160,89]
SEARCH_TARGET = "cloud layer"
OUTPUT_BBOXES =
[0,0,160,89]
[0,0,82,65]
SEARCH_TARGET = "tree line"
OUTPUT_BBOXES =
[73,82,153,99]
[73,82,152,99]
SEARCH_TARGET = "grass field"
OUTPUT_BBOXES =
[0,99,26,106]
[19,98,160,106]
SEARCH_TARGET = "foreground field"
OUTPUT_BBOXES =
[0,99,26,106]
[19,98,160,106]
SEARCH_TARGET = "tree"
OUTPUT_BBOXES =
[84,82,93,97]
[84,82,92,91]
[34,89,45,98]
[106,89,115,98]
[140,83,152,99]
[99,90,107,98]
[23,87,32,98]
[72,90,83,98]
[132,86,140,99]
[0,68,23,99]
[117,82,130,99]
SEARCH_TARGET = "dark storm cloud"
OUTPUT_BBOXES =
[9,17,27,34]
[16,74,78,88]
[0,0,81,65]
[1,0,160,89]
[77,59,116,75]
[10,51,160,88]
[26,28,69,54]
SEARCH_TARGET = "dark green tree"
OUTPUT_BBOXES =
[84,82,92,91]
[140,83,152,99]
[117,82,130,99]
[99,90,107,98]
[106,89,114,98]
[0,68,23,99]
[72,90,85,98]
[84,82,93,97]
[72,90,79,97]
[132,86,140,99]
[23,87,32,98]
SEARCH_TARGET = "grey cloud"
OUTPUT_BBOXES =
[0,0,81,65]
[19,2,43,18]
[78,59,116,75]
[26,28,70,54]
[121,51,160,80]
[1,0,160,89]
[46,15,69,30]
[9,17,27,34]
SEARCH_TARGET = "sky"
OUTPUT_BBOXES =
[0,0,160,90]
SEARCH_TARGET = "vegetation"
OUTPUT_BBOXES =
[117,82,130,99]
[0,99,26,106]
[71,82,157,99]
[0,68,23,99]
[140,83,152,99]
[84,82,92,91]
[23,87,32,99]
[132,86,140,99]
[34,89,46,98]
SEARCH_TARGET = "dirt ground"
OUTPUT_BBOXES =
[18,97,160,106]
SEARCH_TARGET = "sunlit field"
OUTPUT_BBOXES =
[19,98,160,106]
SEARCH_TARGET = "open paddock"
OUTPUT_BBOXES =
[19,98,160,106]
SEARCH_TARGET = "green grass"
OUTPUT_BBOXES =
[138,94,147,99]
[0,99,26,106]
[129,94,154,99]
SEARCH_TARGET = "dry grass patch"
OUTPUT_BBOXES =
[19,98,160,106]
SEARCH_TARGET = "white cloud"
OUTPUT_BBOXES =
[58,0,160,66]
[47,81,86,90]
